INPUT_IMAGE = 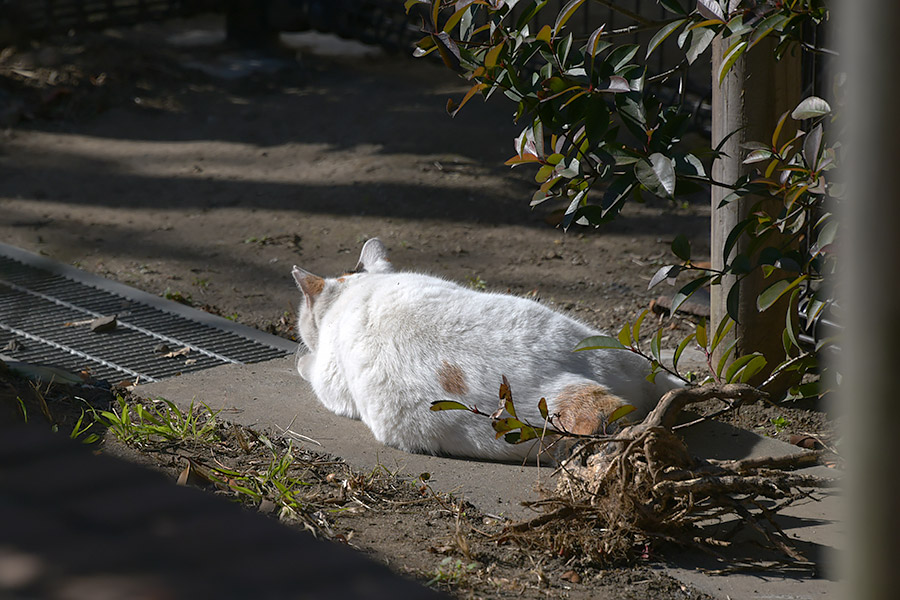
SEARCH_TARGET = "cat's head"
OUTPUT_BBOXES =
[292,238,393,351]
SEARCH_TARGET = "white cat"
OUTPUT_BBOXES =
[293,238,680,462]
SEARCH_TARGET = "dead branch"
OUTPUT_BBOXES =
[498,383,837,571]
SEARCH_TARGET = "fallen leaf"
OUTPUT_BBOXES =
[162,347,191,358]
[63,318,94,327]
[561,570,581,583]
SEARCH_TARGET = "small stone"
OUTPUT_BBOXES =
[90,315,117,332]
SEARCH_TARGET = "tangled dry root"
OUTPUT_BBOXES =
[501,384,837,570]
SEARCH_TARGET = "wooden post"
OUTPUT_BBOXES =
[710,36,802,388]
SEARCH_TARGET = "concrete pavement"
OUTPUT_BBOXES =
[139,353,842,600]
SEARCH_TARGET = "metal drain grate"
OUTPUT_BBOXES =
[0,243,296,383]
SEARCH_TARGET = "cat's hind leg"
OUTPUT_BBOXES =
[552,382,635,436]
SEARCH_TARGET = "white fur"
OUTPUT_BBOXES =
[293,238,680,461]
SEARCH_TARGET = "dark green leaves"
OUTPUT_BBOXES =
[553,0,586,34]
[584,98,610,144]
[635,153,676,199]
[718,40,747,84]
[670,234,691,261]
[671,275,712,314]
[756,276,807,312]
[647,19,687,58]
[696,0,725,22]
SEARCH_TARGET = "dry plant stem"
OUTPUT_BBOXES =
[501,383,837,568]
[646,383,768,431]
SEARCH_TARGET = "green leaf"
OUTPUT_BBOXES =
[484,42,504,68]
[554,0,586,34]
[649,264,681,289]
[814,219,838,254]
[608,44,640,73]
[616,93,647,135]
[635,153,676,198]
[505,396,517,418]
[718,40,747,85]
[675,153,706,177]
[608,404,636,425]
[632,308,650,344]
[574,335,626,351]
[725,354,760,383]
[697,0,725,22]
[748,12,789,49]
[617,322,633,348]
[743,149,774,164]
[650,328,662,363]
[686,27,715,64]
[538,397,549,420]
[738,355,768,383]
[493,417,526,437]
[535,164,554,183]
[660,0,688,14]
[670,233,691,261]
[715,339,738,378]
[791,96,832,120]
[404,0,428,13]
[711,317,735,353]
[785,288,801,349]
[772,110,790,147]
[782,328,793,355]
[586,24,607,58]
[757,276,807,312]
[430,400,471,412]
[598,76,631,93]
[536,24,552,45]
[432,32,463,73]
[673,332,696,371]
[726,280,741,322]
[671,276,711,314]
[695,320,708,349]
[584,98,609,145]
[647,19,686,58]
[518,425,539,442]
[803,123,824,170]
[441,2,473,33]
[722,218,752,262]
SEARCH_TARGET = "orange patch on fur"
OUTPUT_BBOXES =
[304,275,325,296]
[437,361,468,395]
[555,384,630,435]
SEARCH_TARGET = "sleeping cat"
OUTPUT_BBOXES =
[293,238,681,462]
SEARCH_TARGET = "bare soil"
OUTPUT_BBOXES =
[0,16,833,599]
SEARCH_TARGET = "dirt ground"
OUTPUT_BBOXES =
[0,15,832,599]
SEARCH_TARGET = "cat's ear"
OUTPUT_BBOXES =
[356,238,393,274]
[292,266,325,307]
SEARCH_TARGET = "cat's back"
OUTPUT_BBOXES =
[327,270,590,361]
